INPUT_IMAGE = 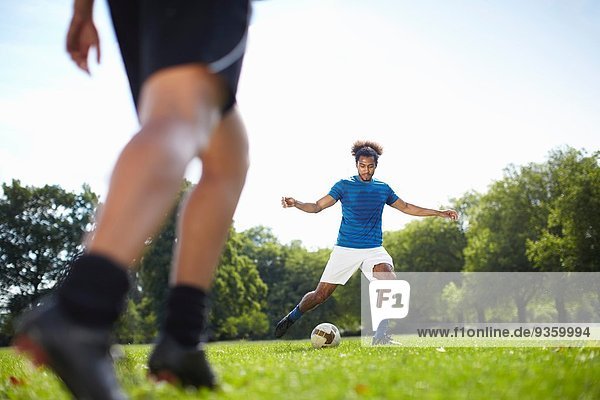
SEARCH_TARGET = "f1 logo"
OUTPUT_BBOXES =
[369,280,410,330]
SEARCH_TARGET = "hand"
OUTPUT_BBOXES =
[439,210,459,221]
[66,3,100,74]
[281,197,296,208]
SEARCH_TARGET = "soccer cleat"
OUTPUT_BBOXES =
[274,316,295,338]
[371,334,401,346]
[148,334,216,389]
[12,297,127,400]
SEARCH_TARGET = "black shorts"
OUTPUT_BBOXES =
[107,0,251,113]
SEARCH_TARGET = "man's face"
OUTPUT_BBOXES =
[356,155,377,181]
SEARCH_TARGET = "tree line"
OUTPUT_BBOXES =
[1,146,598,345]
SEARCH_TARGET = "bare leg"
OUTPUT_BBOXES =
[298,282,338,313]
[372,263,398,344]
[275,282,338,338]
[87,65,225,267]
[13,65,230,398]
[124,68,247,387]
[171,108,249,290]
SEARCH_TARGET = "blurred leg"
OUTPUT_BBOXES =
[13,64,230,400]
[171,108,249,289]
[87,64,226,267]
[58,64,229,340]
[147,79,248,390]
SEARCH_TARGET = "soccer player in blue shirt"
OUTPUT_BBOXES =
[275,140,458,344]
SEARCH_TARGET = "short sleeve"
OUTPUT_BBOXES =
[328,180,344,200]
[386,184,399,205]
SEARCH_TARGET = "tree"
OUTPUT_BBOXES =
[210,227,269,340]
[134,180,192,332]
[526,148,600,321]
[239,226,287,297]
[384,217,466,273]
[464,163,549,272]
[463,161,550,322]
[0,180,97,331]
[527,148,600,272]
[135,182,270,341]
[114,296,157,344]
[240,229,356,339]
[381,216,467,324]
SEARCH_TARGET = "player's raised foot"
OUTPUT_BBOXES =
[12,297,127,400]
[274,316,295,338]
[148,334,216,389]
[371,334,401,346]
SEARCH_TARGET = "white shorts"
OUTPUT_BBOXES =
[320,245,394,285]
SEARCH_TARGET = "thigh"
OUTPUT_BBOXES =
[320,247,363,285]
[137,64,225,128]
[200,107,249,178]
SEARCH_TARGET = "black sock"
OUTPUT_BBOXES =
[164,285,210,346]
[58,253,130,328]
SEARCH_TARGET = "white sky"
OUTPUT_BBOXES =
[1,0,599,249]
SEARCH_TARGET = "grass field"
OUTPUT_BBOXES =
[1,338,599,399]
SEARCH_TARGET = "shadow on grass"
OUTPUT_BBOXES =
[270,342,315,354]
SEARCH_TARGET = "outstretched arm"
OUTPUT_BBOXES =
[281,195,337,214]
[390,198,458,220]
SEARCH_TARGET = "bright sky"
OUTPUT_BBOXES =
[1,0,599,249]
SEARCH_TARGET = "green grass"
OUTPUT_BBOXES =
[1,338,599,399]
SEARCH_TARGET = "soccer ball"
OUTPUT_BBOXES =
[310,322,341,349]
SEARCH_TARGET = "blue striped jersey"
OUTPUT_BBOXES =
[328,176,399,249]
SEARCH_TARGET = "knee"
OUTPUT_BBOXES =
[373,263,395,280]
[373,263,393,273]
[129,118,201,165]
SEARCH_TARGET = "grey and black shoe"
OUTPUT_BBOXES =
[148,334,216,389]
[372,334,401,346]
[12,297,126,400]
[274,316,295,338]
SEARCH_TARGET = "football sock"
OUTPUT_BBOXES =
[374,319,389,339]
[58,253,130,327]
[287,305,303,322]
[164,285,210,346]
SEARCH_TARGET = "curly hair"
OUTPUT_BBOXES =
[351,140,383,164]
